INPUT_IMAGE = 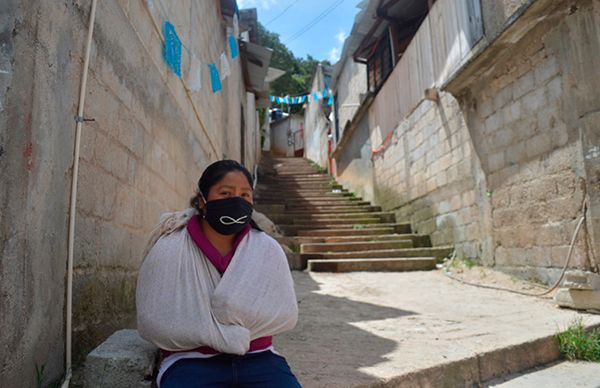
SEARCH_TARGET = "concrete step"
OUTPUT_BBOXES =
[294,233,431,247]
[280,222,411,235]
[300,239,414,253]
[255,196,364,203]
[300,246,453,261]
[284,200,371,207]
[297,225,408,237]
[271,216,384,225]
[255,190,352,198]
[307,257,438,272]
[254,204,382,215]
[266,212,396,224]
[278,205,382,212]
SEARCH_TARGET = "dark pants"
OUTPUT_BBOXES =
[160,351,302,388]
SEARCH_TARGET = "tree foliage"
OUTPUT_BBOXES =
[257,22,330,99]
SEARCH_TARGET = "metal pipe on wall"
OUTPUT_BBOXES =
[63,0,98,386]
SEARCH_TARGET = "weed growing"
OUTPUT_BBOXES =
[556,318,600,362]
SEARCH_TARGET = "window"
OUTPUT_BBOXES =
[367,31,393,93]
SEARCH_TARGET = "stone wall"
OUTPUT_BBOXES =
[451,0,600,282]
[0,1,256,385]
[371,93,487,260]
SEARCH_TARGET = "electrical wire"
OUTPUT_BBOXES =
[442,199,590,298]
[264,0,301,26]
[285,0,345,44]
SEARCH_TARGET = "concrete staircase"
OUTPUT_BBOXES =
[255,156,453,272]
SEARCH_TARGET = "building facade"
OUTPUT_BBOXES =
[330,0,600,284]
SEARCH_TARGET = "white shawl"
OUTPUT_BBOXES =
[136,210,298,355]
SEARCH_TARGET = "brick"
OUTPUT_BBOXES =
[492,128,514,149]
[502,101,521,124]
[525,133,552,159]
[545,76,562,102]
[493,86,513,111]
[484,112,502,133]
[521,87,546,114]
[505,142,525,165]
[534,56,559,85]
[488,151,505,172]
[512,72,535,100]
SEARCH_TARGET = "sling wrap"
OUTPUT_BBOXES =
[136,209,298,355]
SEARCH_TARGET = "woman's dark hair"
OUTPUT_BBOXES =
[189,159,252,206]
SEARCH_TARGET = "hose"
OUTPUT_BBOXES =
[443,198,590,298]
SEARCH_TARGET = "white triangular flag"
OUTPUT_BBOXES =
[233,13,240,38]
[185,53,202,92]
[220,52,231,81]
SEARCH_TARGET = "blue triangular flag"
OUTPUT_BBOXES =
[208,63,222,93]
[228,35,238,59]
[328,94,333,105]
[276,96,282,104]
[312,92,319,101]
[322,89,327,98]
[163,21,182,77]
[269,96,275,102]
[300,95,307,104]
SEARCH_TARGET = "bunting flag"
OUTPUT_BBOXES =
[219,53,231,81]
[228,35,238,58]
[208,63,222,92]
[163,21,182,77]
[185,53,202,92]
[268,92,332,105]
[233,13,240,38]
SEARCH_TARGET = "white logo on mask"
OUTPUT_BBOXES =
[219,215,248,225]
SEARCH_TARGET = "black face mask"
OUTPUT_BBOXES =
[203,196,253,235]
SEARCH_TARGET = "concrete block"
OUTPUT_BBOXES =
[84,329,158,388]
[513,72,535,100]
[555,288,600,311]
[526,133,552,158]
[522,87,546,113]
[534,56,559,85]
[563,270,600,290]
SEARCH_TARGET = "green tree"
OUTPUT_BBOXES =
[256,22,331,107]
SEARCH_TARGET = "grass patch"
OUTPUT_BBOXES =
[352,224,365,230]
[557,318,600,362]
[450,256,477,269]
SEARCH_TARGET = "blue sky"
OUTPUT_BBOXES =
[237,0,362,62]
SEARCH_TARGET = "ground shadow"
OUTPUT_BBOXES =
[275,272,417,387]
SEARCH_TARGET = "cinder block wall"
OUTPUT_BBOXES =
[369,0,600,282]
[74,0,247,364]
[372,93,487,260]
[0,0,250,385]
[457,0,600,282]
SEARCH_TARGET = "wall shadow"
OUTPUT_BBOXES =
[275,272,417,387]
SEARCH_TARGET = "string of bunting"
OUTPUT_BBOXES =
[270,89,334,106]
[146,0,240,94]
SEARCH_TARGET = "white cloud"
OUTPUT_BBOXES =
[335,30,346,44]
[329,47,340,62]
[237,0,279,10]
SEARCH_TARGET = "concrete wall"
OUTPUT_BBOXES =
[331,57,374,203]
[449,0,600,281]
[0,1,259,385]
[271,115,303,157]
[0,1,80,385]
[334,59,367,139]
[304,66,330,168]
[331,0,599,284]
[371,93,486,259]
